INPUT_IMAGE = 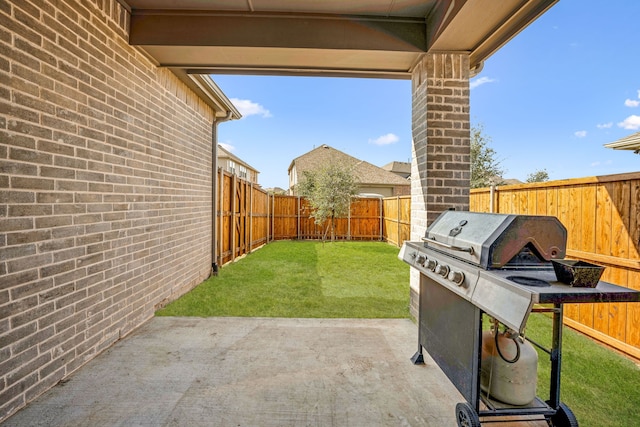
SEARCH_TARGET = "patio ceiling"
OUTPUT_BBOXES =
[120,0,558,79]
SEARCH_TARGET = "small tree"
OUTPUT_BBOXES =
[297,162,358,242]
[471,124,505,188]
[526,169,550,183]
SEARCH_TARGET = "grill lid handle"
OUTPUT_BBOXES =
[422,237,475,255]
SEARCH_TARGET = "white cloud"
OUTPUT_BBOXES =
[618,115,640,130]
[230,98,272,118]
[597,122,613,129]
[624,99,640,107]
[470,76,496,89]
[574,130,587,138]
[369,133,399,146]
[219,142,235,152]
[591,160,613,167]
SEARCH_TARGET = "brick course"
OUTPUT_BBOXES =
[1,0,215,420]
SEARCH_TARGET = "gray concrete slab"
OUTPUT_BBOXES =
[2,317,546,426]
[3,318,461,426]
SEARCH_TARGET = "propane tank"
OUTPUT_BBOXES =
[480,323,538,406]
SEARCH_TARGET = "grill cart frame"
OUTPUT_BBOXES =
[400,211,640,427]
[410,270,639,427]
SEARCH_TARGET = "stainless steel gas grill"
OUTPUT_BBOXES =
[399,211,640,427]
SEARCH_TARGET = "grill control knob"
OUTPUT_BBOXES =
[425,259,437,271]
[416,255,426,266]
[448,270,465,286]
[435,264,450,277]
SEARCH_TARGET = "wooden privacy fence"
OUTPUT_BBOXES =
[266,195,385,241]
[470,172,640,359]
[216,169,640,358]
[215,169,408,265]
[216,170,270,266]
[383,196,411,247]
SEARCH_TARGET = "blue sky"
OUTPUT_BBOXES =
[212,0,640,190]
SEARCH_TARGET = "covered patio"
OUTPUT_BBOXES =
[1,0,559,424]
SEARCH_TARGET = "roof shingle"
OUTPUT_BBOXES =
[289,144,409,186]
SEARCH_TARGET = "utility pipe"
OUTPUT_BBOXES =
[211,111,234,276]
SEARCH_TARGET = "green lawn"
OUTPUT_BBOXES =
[156,240,640,426]
[524,312,640,426]
[156,240,411,318]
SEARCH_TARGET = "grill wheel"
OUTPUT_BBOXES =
[548,401,579,427]
[456,402,480,427]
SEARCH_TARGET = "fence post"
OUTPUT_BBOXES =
[232,174,237,261]
[218,168,224,266]
[379,197,383,241]
[296,196,300,240]
[249,182,254,252]
[267,194,276,242]
[396,196,400,245]
[348,197,352,240]
[490,185,495,213]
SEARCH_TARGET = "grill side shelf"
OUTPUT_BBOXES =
[488,269,640,304]
[472,272,535,334]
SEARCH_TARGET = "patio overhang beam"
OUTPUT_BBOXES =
[130,12,427,53]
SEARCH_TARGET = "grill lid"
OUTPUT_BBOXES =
[424,211,566,269]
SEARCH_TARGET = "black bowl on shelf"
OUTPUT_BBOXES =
[551,259,605,288]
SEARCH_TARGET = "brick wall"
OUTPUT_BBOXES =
[0,0,215,420]
[409,53,470,318]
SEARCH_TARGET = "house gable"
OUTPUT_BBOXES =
[288,145,410,196]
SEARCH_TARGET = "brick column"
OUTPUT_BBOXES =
[409,53,470,318]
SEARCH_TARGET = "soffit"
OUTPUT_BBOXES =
[604,131,640,152]
[121,0,558,79]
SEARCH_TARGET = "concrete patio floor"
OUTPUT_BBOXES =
[2,317,548,426]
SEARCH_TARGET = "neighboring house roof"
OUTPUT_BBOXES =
[218,145,260,173]
[500,178,523,186]
[289,144,409,187]
[382,161,411,179]
[604,131,640,153]
[487,176,523,186]
[265,187,287,195]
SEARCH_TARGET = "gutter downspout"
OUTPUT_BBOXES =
[211,111,234,276]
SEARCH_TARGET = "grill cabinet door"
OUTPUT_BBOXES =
[418,274,482,406]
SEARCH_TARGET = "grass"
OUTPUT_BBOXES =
[523,313,640,426]
[156,240,411,318]
[156,240,640,426]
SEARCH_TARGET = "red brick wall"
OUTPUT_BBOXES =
[0,0,215,419]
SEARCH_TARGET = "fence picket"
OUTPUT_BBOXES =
[470,173,640,359]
